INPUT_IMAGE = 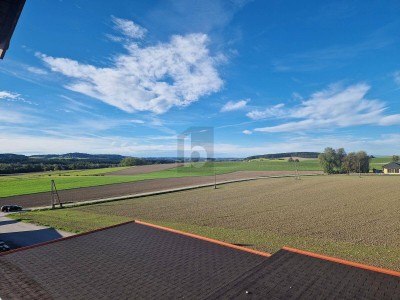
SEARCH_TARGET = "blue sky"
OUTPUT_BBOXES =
[0,0,399,157]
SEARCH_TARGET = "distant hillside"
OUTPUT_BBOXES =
[29,152,125,161]
[0,153,174,175]
[0,154,30,163]
[246,152,320,160]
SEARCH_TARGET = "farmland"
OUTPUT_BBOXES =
[0,160,321,197]
[13,175,400,271]
[0,157,392,198]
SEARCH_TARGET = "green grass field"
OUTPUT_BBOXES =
[12,175,400,271]
[0,157,392,198]
[369,156,393,169]
[0,160,321,197]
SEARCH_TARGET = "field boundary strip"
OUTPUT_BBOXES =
[282,246,400,277]
[136,220,271,257]
[29,173,323,211]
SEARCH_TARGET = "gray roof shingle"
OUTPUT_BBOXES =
[383,162,400,169]
[0,221,399,299]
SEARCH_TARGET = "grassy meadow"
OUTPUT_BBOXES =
[12,175,400,271]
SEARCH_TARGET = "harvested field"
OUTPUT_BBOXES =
[0,171,321,208]
[14,175,400,270]
[106,163,181,175]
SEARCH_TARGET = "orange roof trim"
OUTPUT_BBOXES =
[136,220,271,257]
[283,246,400,277]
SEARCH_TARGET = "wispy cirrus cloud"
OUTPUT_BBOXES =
[220,99,248,112]
[111,16,147,39]
[0,106,38,124]
[0,91,21,101]
[273,36,392,72]
[129,119,145,124]
[39,17,224,114]
[242,129,252,135]
[0,90,34,105]
[253,83,400,133]
[150,0,250,34]
[27,66,48,75]
[246,103,285,120]
[394,71,400,86]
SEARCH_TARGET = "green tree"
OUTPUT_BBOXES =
[357,151,370,173]
[342,151,370,173]
[319,147,338,174]
[342,152,357,173]
[336,148,346,172]
[120,157,146,166]
[392,155,399,162]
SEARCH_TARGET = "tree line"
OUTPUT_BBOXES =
[0,153,175,174]
[119,157,175,166]
[247,152,320,160]
[0,161,120,174]
[318,148,370,174]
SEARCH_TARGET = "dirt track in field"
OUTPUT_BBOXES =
[0,171,322,208]
[107,163,182,175]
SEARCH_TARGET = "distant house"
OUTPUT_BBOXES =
[382,162,400,174]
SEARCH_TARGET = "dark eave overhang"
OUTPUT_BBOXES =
[0,0,26,59]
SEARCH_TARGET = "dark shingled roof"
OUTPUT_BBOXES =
[383,162,400,169]
[0,221,399,299]
[209,249,400,299]
[0,222,266,299]
[0,0,26,59]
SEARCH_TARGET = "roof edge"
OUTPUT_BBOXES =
[0,220,135,256]
[136,220,271,257]
[282,246,400,277]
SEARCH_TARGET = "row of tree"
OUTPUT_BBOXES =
[247,152,320,160]
[318,148,370,174]
[119,157,175,166]
[0,162,119,174]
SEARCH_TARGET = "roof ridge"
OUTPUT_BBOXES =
[282,246,400,277]
[135,220,271,257]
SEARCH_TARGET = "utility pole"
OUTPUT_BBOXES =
[358,161,361,178]
[51,180,62,209]
[292,160,300,180]
[214,169,217,189]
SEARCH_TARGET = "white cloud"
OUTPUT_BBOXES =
[254,83,400,133]
[27,67,48,75]
[0,132,177,156]
[220,99,248,112]
[129,119,145,124]
[378,114,400,126]
[40,21,223,114]
[0,91,20,100]
[1,127,399,157]
[246,104,285,120]
[291,92,303,101]
[242,130,252,135]
[0,90,33,105]
[394,71,400,86]
[111,16,147,39]
[0,107,37,124]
